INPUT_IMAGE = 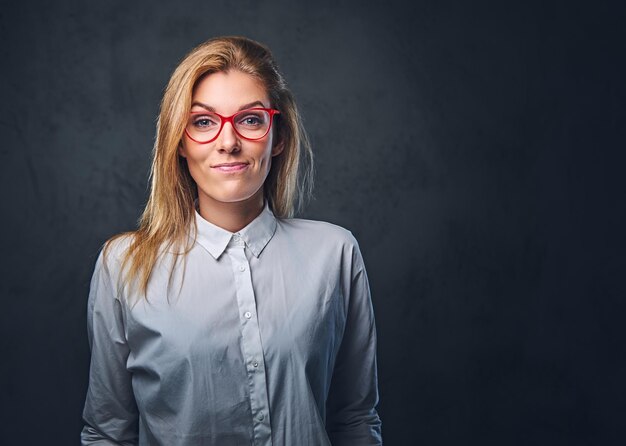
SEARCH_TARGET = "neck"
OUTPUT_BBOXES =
[197,190,265,233]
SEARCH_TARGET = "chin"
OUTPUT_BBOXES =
[220,196,256,204]
[204,187,262,205]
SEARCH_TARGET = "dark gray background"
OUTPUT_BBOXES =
[1,0,625,444]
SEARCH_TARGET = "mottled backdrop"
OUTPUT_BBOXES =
[1,0,625,445]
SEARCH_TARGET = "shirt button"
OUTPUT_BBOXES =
[233,234,240,241]
[244,311,252,319]
[239,265,246,272]
[258,412,265,421]
[253,361,259,367]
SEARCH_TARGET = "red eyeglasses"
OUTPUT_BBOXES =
[184,107,280,144]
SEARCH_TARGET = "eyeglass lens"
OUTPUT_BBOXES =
[187,109,271,142]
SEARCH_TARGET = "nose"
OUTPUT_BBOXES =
[216,121,240,153]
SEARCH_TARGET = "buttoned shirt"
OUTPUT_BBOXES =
[81,202,382,445]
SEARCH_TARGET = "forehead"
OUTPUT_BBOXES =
[191,70,270,112]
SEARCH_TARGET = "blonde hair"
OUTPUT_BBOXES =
[105,36,314,296]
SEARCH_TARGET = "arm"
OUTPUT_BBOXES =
[81,250,139,445]
[325,242,382,445]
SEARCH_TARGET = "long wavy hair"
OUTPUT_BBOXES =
[105,36,314,297]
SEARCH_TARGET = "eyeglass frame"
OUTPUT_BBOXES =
[184,107,281,144]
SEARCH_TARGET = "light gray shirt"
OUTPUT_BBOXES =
[81,203,382,445]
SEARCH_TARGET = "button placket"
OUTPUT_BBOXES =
[226,241,272,444]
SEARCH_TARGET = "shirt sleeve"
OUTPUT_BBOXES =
[81,249,139,445]
[325,240,383,445]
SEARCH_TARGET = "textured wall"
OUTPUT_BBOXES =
[1,1,625,444]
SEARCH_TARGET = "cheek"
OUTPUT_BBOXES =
[182,144,209,165]
[180,147,210,184]
[258,141,276,162]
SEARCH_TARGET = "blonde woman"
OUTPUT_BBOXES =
[81,36,382,445]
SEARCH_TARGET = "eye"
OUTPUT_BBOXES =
[236,112,266,128]
[239,116,261,126]
[191,114,219,129]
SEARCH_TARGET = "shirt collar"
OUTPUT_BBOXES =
[193,200,277,260]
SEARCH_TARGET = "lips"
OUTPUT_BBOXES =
[211,162,249,173]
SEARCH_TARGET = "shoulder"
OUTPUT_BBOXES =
[90,232,137,284]
[277,217,360,247]
[100,233,135,266]
[275,217,365,270]
[89,232,142,301]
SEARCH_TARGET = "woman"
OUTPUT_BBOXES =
[81,36,382,445]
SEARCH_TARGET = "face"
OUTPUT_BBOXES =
[179,70,283,211]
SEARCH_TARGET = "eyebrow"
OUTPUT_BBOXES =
[190,100,267,112]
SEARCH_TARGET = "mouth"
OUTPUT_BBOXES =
[211,162,249,173]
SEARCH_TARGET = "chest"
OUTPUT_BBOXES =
[123,248,347,371]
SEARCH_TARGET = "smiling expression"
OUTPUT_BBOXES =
[179,70,283,211]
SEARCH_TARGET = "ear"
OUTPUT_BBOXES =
[178,142,187,158]
[271,140,284,157]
